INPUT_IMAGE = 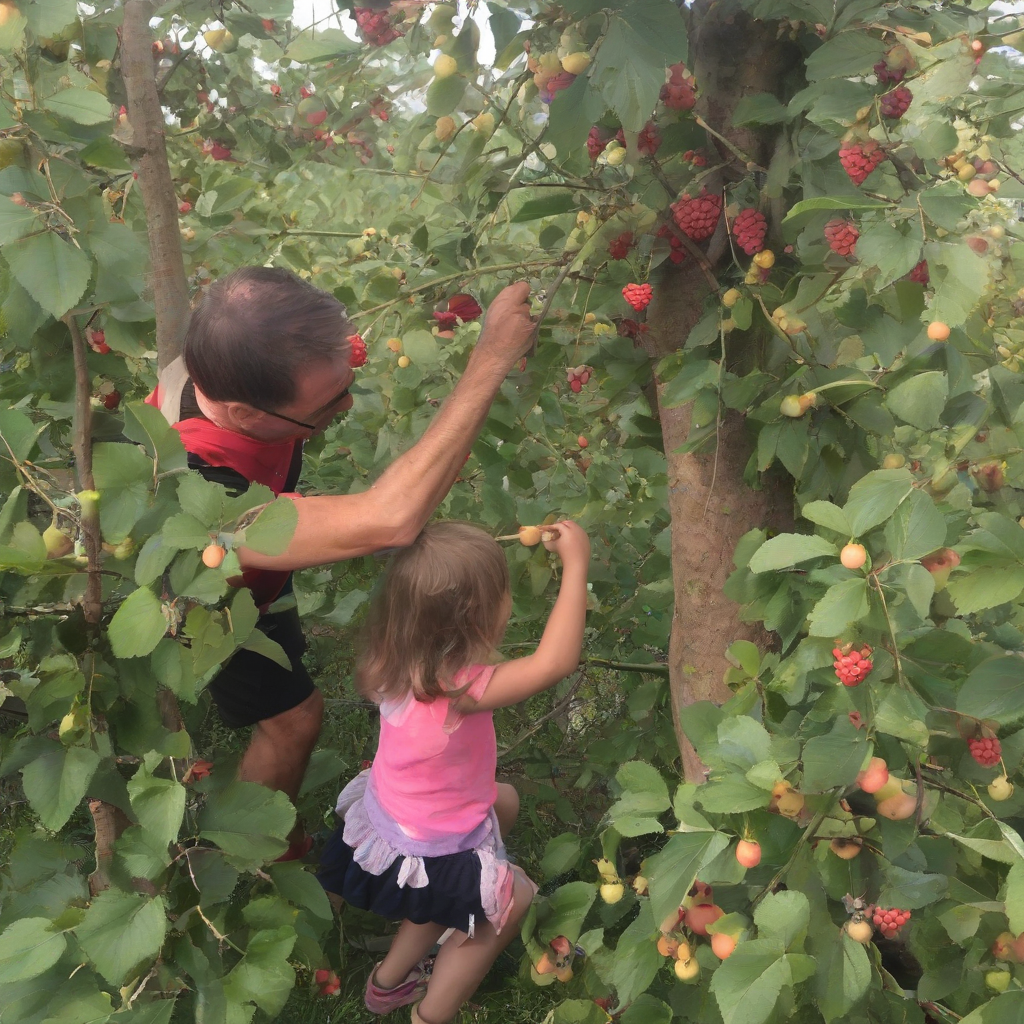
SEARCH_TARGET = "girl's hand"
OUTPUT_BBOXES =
[543,520,590,565]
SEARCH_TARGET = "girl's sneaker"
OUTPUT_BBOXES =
[364,958,433,1014]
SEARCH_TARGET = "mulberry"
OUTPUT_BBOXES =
[839,139,885,186]
[623,283,653,311]
[833,645,873,686]
[907,260,929,285]
[732,208,767,255]
[880,86,912,120]
[660,63,696,110]
[347,333,367,368]
[824,218,859,257]
[969,736,1002,768]
[608,231,635,260]
[353,7,403,46]
[671,189,722,241]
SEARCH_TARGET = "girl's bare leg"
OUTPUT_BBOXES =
[374,919,447,990]
[494,782,519,839]
[414,869,535,1024]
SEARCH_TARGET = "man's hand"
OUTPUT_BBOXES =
[475,282,535,367]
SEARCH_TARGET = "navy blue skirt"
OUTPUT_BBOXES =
[317,823,488,934]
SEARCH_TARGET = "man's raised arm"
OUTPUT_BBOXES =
[238,282,535,570]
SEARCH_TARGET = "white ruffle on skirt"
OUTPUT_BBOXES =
[335,771,531,933]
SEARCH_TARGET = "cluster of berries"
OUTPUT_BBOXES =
[833,645,873,686]
[732,208,767,255]
[656,224,687,264]
[870,906,911,939]
[873,59,907,84]
[671,189,722,241]
[607,231,635,260]
[346,333,367,368]
[566,365,592,393]
[907,260,929,285]
[586,126,609,161]
[635,123,661,157]
[839,140,885,185]
[353,7,403,46]
[824,218,859,257]
[682,149,708,167]
[970,736,1002,767]
[623,283,653,311]
[880,86,913,119]
[660,63,696,110]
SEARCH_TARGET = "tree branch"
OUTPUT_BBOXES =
[120,0,191,369]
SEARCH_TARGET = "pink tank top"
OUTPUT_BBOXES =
[369,665,498,842]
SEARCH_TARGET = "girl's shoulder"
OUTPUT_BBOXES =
[448,663,497,702]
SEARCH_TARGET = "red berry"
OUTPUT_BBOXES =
[607,230,635,260]
[824,218,859,257]
[874,59,906,85]
[660,63,696,110]
[637,122,661,157]
[353,7,403,45]
[880,86,913,120]
[587,126,610,161]
[270,83,281,97]
[839,140,886,186]
[347,333,367,368]
[101,390,121,410]
[833,645,872,686]
[969,736,1002,767]
[314,969,331,984]
[907,260,929,285]
[623,282,653,311]
[732,208,767,255]
[569,378,582,393]
[671,189,722,242]
[87,329,110,355]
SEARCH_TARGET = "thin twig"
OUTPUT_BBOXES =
[528,259,574,355]
[498,670,585,760]
[694,115,766,172]
[751,800,835,908]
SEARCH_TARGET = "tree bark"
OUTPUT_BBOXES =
[649,3,796,781]
[120,0,190,369]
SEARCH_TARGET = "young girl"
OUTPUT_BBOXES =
[317,519,590,1024]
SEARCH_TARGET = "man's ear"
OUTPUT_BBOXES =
[225,401,261,430]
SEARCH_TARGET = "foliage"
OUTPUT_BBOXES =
[2,0,1024,1020]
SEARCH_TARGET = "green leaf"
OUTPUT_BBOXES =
[122,402,188,475]
[929,240,992,328]
[948,567,1024,616]
[842,469,915,536]
[239,496,297,556]
[747,533,837,573]
[44,88,111,125]
[878,865,948,909]
[284,28,360,61]
[590,0,688,131]
[854,219,924,291]
[718,716,772,770]
[402,328,439,367]
[958,993,1024,1024]
[25,0,78,38]
[0,917,67,984]
[268,861,334,923]
[646,830,730,928]
[782,195,892,233]
[699,774,772,813]
[76,890,167,985]
[0,408,44,460]
[800,501,851,536]
[816,933,871,1022]
[541,833,582,877]
[884,489,946,561]
[536,880,598,945]
[108,587,167,659]
[512,191,577,223]
[21,745,100,831]
[198,780,295,864]
[604,901,662,1008]
[874,687,930,747]
[710,939,801,1024]
[754,890,809,949]
[92,441,153,544]
[127,768,185,849]
[614,760,670,810]
[884,372,948,431]
[801,717,868,792]
[620,994,672,1024]
[79,137,132,172]
[5,231,92,318]
[957,656,1024,725]
[222,926,297,1016]
[547,73,607,159]
[731,93,788,126]
[807,578,870,637]
[426,74,467,116]
[0,197,42,245]
[1005,860,1024,936]
[804,32,886,79]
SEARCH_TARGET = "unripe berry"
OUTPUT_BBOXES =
[433,54,458,78]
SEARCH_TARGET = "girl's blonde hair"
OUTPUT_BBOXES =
[356,521,511,702]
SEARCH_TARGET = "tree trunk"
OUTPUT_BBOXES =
[120,0,190,370]
[649,3,796,781]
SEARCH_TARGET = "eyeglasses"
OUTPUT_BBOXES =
[251,384,351,432]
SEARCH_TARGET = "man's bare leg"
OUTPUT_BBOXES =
[238,688,324,843]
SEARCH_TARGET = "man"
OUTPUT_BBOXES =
[150,266,535,857]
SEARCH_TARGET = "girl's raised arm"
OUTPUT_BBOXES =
[463,521,590,712]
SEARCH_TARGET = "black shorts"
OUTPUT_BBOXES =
[207,606,316,728]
